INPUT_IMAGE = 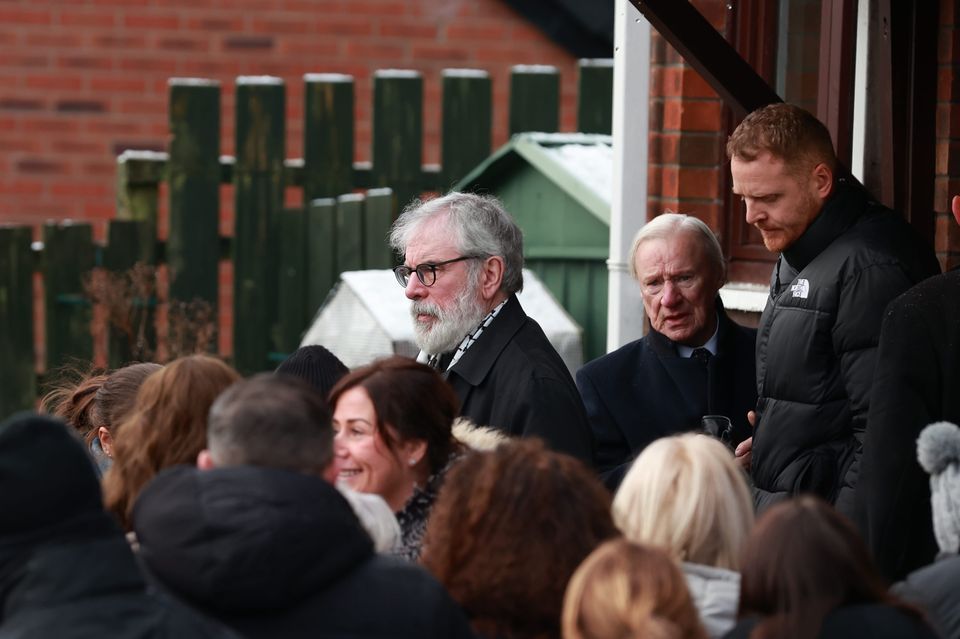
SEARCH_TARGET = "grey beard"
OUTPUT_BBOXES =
[411,288,487,355]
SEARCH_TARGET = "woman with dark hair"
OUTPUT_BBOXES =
[43,362,162,475]
[102,354,240,529]
[328,355,462,561]
[727,496,936,639]
[421,439,620,639]
[563,538,707,639]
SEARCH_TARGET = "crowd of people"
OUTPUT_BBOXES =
[2,101,959,639]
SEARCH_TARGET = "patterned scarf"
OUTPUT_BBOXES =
[440,298,508,372]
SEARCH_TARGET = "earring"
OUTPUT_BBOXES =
[408,458,417,466]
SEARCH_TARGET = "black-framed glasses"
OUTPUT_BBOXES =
[393,255,482,288]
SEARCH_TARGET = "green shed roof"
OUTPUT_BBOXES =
[455,132,612,226]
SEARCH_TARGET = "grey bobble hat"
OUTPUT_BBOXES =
[917,421,960,555]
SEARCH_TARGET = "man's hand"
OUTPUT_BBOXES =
[735,410,756,470]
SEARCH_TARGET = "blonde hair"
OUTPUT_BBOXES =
[562,538,707,639]
[613,434,753,570]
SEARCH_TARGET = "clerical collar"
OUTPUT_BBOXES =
[676,312,720,358]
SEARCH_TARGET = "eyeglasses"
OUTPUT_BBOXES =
[393,255,482,288]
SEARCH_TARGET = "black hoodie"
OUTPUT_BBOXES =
[132,465,475,639]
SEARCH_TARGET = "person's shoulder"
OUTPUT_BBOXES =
[897,553,960,597]
[822,603,938,639]
[578,337,648,378]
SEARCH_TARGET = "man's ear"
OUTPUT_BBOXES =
[478,255,505,301]
[196,449,216,471]
[952,195,960,226]
[811,162,834,200]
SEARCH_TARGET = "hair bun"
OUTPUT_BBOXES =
[917,421,960,476]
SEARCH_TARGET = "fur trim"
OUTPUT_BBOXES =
[452,417,510,451]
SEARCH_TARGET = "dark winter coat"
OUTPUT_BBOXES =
[576,301,757,489]
[751,181,938,513]
[131,465,476,639]
[893,554,960,639]
[723,603,938,639]
[446,294,593,464]
[857,269,960,580]
[0,536,237,639]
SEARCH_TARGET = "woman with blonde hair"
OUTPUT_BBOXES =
[613,434,754,637]
[563,538,707,639]
[102,354,240,529]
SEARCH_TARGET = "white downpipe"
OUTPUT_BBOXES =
[607,0,651,352]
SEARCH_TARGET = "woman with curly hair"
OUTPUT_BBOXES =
[102,354,240,529]
[328,356,463,561]
[728,496,936,639]
[563,538,707,639]
[421,439,619,639]
[43,362,162,475]
[613,434,754,637]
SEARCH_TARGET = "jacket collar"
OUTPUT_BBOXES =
[446,294,525,387]
[781,179,869,272]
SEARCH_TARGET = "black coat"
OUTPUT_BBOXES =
[445,294,593,464]
[576,302,757,489]
[723,604,938,639]
[752,181,939,513]
[857,269,960,580]
[0,536,237,639]
[893,554,960,639]
[131,465,476,639]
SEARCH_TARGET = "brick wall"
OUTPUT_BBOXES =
[937,0,960,269]
[0,0,581,236]
[646,0,728,239]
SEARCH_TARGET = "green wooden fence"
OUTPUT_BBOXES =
[0,60,613,417]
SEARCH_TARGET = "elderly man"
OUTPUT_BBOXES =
[388,191,592,463]
[576,213,757,489]
[728,103,939,513]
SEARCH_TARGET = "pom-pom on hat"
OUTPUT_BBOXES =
[275,345,349,399]
[917,421,960,554]
[0,412,116,546]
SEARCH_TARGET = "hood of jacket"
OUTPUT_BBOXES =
[131,465,374,615]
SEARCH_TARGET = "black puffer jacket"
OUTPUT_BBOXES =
[752,181,939,513]
[0,536,238,639]
[131,465,476,639]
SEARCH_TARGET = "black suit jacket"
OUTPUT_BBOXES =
[858,269,960,580]
[576,303,757,489]
[445,294,593,464]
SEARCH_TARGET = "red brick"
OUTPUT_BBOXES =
[184,15,244,31]
[58,55,114,70]
[0,9,53,26]
[24,74,84,91]
[58,11,117,28]
[344,41,407,61]
[677,167,720,199]
[346,1,408,16]
[24,31,84,48]
[50,181,111,198]
[446,22,509,41]
[90,75,148,93]
[122,13,181,30]
[411,44,471,62]
[312,17,375,36]
[118,57,178,74]
[678,100,723,132]
[250,18,312,34]
[380,21,438,39]
[0,180,45,196]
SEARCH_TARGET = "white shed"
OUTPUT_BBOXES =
[301,268,584,374]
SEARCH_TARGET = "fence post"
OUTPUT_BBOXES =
[43,221,95,373]
[0,227,35,416]
[303,73,355,199]
[306,197,338,317]
[372,69,422,211]
[336,193,365,273]
[509,65,560,135]
[167,78,221,315]
[103,220,155,367]
[364,187,395,269]
[578,59,615,134]
[441,69,492,188]
[233,76,285,374]
[115,150,164,265]
[276,207,307,358]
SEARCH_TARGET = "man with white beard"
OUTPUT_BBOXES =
[389,192,593,463]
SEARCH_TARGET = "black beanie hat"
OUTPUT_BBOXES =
[275,345,349,398]
[0,412,114,543]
